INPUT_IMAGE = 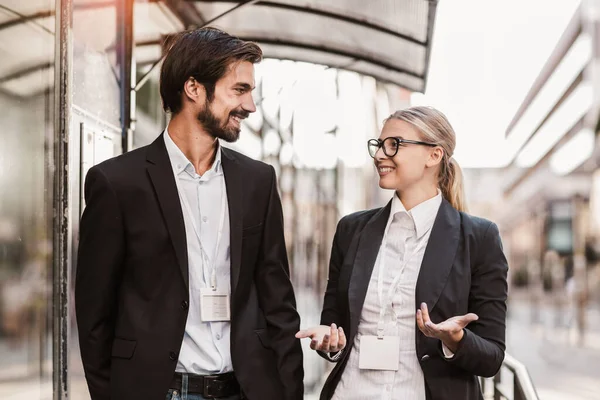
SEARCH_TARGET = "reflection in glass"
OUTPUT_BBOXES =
[0,0,55,397]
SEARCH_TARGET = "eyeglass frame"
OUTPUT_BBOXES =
[367,137,437,158]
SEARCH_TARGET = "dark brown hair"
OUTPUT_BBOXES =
[159,27,262,114]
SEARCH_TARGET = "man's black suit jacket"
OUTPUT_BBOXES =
[319,199,508,400]
[75,134,304,400]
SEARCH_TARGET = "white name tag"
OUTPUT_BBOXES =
[200,288,231,322]
[359,335,400,371]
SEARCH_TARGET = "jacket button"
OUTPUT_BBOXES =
[421,354,430,362]
[169,352,177,361]
[181,300,189,310]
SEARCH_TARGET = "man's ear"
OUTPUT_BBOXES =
[182,77,206,104]
[426,147,444,168]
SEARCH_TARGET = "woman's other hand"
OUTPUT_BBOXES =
[416,302,478,353]
[295,323,346,352]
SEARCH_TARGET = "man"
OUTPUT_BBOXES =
[75,28,304,400]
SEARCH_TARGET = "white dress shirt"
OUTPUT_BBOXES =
[164,130,233,375]
[333,191,443,400]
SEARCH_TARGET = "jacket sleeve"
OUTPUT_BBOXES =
[75,166,125,400]
[255,166,304,400]
[441,222,508,377]
[318,218,347,362]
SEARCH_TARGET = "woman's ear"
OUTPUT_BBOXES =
[426,147,444,168]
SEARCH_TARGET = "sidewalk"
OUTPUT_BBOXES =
[506,296,600,400]
[1,294,598,399]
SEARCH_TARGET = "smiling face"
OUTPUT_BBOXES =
[193,60,256,143]
[373,118,443,192]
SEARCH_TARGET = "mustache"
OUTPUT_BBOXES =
[230,110,250,119]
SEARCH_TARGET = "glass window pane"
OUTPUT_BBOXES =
[0,0,55,397]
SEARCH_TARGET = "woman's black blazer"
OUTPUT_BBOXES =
[319,198,508,400]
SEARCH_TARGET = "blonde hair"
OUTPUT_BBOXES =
[387,106,467,212]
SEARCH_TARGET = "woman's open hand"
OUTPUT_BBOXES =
[295,323,346,353]
[416,302,478,353]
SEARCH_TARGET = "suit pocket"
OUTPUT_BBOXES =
[242,223,263,237]
[111,337,137,359]
[254,329,271,348]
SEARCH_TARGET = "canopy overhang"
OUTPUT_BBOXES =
[0,0,439,98]
[155,0,438,92]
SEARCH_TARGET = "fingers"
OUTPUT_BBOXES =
[297,327,321,350]
[420,303,432,325]
[300,324,347,352]
[298,325,342,352]
[416,309,433,337]
[295,329,310,339]
[416,309,427,334]
[310,337,319,350]
[329,324,339,350]
[338,326,346,350]
[462,313,479,324]
[420,303,435,335]
[295,327,319,339]
[416,305,479,341]
[320,331,331,352]
[418,303,440,338]
[452,313,478,330]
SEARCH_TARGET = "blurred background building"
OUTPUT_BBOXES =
[0,0,599,399]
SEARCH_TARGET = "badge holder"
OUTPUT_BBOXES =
[358,322,400,370]
[200,269,231,322]
[176,174,230,322]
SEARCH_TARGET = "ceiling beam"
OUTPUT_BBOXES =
[237,36,424,80]
[191,0,427,46]
[0,61,52,84]
[162,0,207,28]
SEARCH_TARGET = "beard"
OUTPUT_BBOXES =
[196,99,249,143]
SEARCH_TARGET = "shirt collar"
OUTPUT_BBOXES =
[163,128,222,177]
[389,190,443,239]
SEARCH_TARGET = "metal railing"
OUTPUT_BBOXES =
[481,353,540,400]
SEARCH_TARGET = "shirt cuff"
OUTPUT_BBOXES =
[328,349,344,361]
[442,343,455,359]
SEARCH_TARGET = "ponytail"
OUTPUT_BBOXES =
[439,157,467,212]
[387,106,467,211]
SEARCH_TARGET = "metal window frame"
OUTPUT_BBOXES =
[53,0,72,399]
[117,0,134,152]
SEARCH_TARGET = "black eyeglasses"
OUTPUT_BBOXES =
[367,137,437,158]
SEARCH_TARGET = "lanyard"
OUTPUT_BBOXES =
[376,219,431,338]
[175,168,226,291]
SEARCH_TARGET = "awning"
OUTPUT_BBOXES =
[0,0,438,98]
[147,0,438,92]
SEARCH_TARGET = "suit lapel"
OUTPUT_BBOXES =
[347,202,391,338]
[146,134,189,289]
[220,148,243,295]
[415,199,460,312]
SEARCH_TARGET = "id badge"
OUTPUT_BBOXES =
[359,335,400,371]
[200,288,231,322]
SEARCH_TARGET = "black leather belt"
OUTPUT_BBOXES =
[170,372,241,398]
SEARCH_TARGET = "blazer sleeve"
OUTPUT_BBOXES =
[255,166,304,400]
[442,222,508,377]
[318,218,347,362]
[75,166,125,400]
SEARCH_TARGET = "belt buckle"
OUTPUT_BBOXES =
[203,375,222,398]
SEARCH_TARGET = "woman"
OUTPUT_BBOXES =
[296,106,508,400]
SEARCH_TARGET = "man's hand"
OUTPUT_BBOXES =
[295,323,346,353]
[416,302,478,353]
